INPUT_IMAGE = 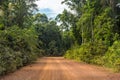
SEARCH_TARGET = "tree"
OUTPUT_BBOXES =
[34,13,64,56]
[0,0,38,28]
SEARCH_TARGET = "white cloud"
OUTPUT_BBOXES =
[35,0,68,18]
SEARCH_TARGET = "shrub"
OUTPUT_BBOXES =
[0,46,17,75]
[0,25,40,75]
[103,40,120,71]
[64,41,108,64]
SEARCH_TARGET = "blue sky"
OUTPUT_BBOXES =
[35,0,68,18]
[38,8,56,18]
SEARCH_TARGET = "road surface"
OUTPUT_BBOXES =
[0,57,120,80]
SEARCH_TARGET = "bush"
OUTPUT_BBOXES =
[0,25,41,75]
[0,46,17,75]
[64,46,82,61]
[64,40,120,72]
[64,41,108,64]
[103,40,120,71]
[64,43,92,62]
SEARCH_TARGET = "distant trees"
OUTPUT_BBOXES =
[34,13,66,56]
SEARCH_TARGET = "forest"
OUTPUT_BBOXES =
[0,0,120,75]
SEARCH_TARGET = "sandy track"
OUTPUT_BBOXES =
[0,57,120,80]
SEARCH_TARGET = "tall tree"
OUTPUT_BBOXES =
[0,0,38,28]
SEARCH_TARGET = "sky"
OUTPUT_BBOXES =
[35,0,68,18]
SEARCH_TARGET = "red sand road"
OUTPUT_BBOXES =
[0,57,120,80]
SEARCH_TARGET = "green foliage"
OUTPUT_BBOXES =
[94,7,114,46]
[0,25,40,75]
[0,0,45,76]
[0,0,120,75]
[35,20,64,56]
[62,31,75,50]
[65,41,107,64]
[103,41,120,71]
[77,12,93,43]
[0,46,16,75]
[34,13,48,23]
[63,0,120,72]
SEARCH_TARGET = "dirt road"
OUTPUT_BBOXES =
[0,57,120,80]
